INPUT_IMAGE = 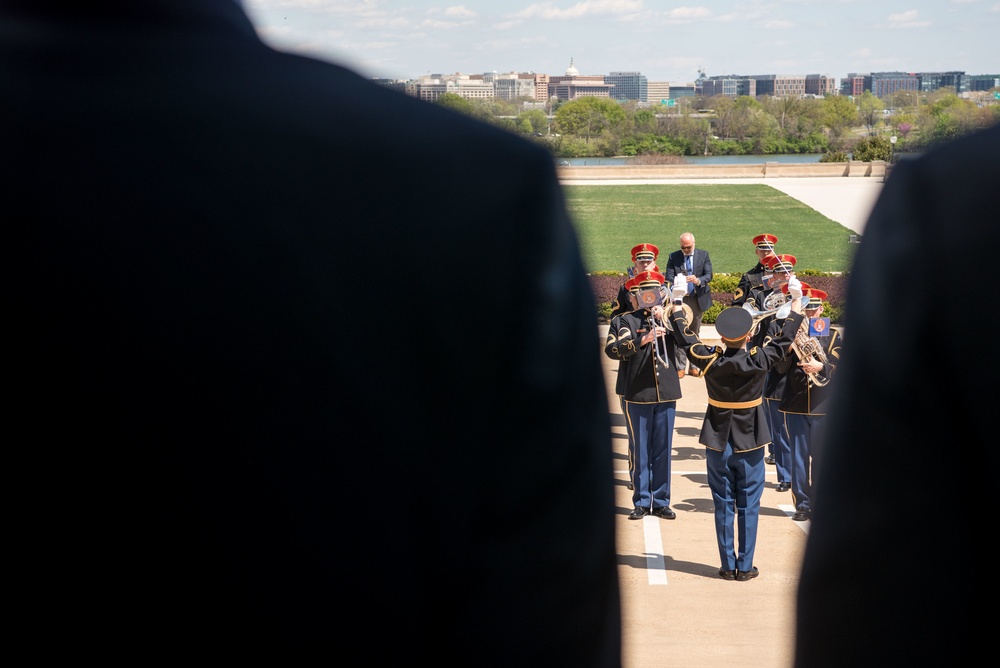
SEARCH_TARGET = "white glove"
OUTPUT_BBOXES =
[787,276,802,300]
[671,275,687,301]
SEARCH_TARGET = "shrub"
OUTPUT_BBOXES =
[819,150,848,163]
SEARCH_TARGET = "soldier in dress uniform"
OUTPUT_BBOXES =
[610,243,659,318]
[668,275,805,581]
[605,270,683,520]
[760,287,814,493]
[610,276,641,490]
[747,253,796,466]
[733,233,778,307]
[777,285,841,522]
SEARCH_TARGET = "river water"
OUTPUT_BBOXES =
[559,154,822,166]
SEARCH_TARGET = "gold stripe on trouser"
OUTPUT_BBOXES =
[707,397,763,409]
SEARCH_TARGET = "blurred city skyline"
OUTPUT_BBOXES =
[242,1,1000,84]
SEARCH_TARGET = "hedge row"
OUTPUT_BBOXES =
[589,272,847,324]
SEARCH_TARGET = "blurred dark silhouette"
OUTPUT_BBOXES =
[795,123,999,666]
[3,1,620,662]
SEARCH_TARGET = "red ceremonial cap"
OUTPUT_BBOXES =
[763,254,796,272]
[634,270,665,288]
[631,243,659,262]
[781,280,812,295]
[753,233,778,249]
[805,288,828,307]
[625,276,640,292]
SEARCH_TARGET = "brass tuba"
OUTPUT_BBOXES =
[790,317,830,386]
[762,290,788,311]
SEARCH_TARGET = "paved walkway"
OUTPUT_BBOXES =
[599,325,804,668]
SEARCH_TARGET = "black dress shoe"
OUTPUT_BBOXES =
[628,507,650,520]
[736,567,759,581]
[776,482,790,492]
[792,509,811,521]
[719,569,737,580]
[652,506,676,519]
[765,454,775,465]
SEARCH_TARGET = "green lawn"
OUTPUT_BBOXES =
[564,184,858,275]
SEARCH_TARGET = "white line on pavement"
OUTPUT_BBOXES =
[642,516,669,585]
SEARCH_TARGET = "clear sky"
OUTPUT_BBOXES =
[241,1,1000,85]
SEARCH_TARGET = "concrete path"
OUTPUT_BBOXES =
[562,175,884,234]
[599,325,804,667]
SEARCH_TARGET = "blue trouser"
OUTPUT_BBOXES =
[625,400,675,510]
[766,398,792,484]
[706,443,765,572]
[785,412,825,512]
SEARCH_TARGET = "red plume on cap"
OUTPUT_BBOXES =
[631,243,659,262]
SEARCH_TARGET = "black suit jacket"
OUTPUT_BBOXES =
[664,247,714,311]
[794,125,1000,666]
[3,2,620,663]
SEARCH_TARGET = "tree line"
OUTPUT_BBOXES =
[434,87,1000,161]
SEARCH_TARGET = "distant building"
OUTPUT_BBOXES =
[493,72,538,101]
[701,74,756,97]
[533,73,551,102]
[750,74,806,97]
[805,74,836,96]
[870,71,919,98]
[669,85,696,99]
[840,74,866,97]
[917,71,969,94]
[647,81,670,104]
[969,74,1000,92]
[548,59,614,100]
[604,71,648,101]
[409,74,494,102]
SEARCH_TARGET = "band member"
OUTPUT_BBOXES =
[669,275,805,581]
[610,276,641,490]
[610,243,659,318]
[746,253,796,349]
[777,285,841,522]
[605,270,683,520]
[745,253,797,466]
[760,295,809,491]
[733,234,778,306]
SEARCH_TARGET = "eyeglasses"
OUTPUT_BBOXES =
[680,245,694,251]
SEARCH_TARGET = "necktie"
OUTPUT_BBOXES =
[685,255,693,294]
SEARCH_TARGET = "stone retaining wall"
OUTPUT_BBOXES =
[558,160,886,180]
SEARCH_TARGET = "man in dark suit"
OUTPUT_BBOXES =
[794,124,999,666]
[3,1,620,663]
[664,232,714,377]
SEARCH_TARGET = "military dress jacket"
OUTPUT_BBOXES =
[605,308,682,403]
[732,261,767,306]
[762,317,794,400]
[778,327,842,415]
[609,281,632,319]
[670,309,803,451]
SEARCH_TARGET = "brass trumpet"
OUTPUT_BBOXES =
[741,295,809,336]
